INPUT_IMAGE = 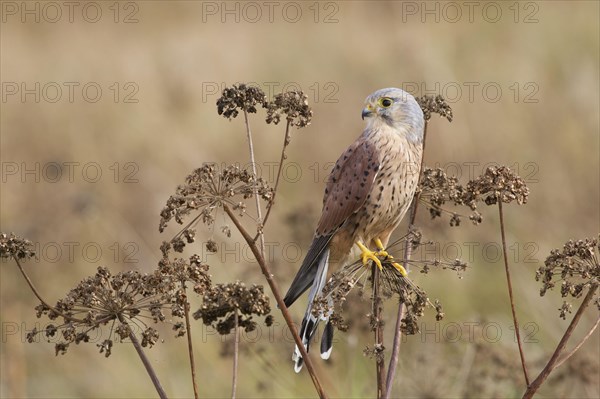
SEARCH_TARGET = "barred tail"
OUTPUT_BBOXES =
[292,249,334,373]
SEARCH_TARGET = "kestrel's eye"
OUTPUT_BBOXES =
[379,97,393,108]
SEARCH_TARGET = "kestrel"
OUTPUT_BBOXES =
[283,88,425,372]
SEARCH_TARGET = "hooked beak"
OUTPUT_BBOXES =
[361,104,374,120]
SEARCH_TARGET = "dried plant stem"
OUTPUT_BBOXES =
[385,121,428,398]
[258,120,291,233]
[522,284,598,399]
[12,256,110,325]
[15,253,166,398]
[13,256,63,315]
[182,284,199,399]
[237,109,326,397]
[117,314,168,399]
[372,265,386,399]
[498,200,530,386]
[223,204,328,399]
[554,314,600,370]
[231,309,239,399]
[242,109,266,256]
[385,298,406,398]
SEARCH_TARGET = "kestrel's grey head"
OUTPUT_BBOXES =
[361,88,424,143]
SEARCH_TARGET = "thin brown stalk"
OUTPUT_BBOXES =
[522,284,598,398]
[236,111,326,397]
[182,284,199,399]
[117,314,168,399]
[13,255,63,314]
[498,200,530,386]
[554,314,600,369]
[385,121,428,398]
[242,109,266,256]
[12,256,111,325]
[257,120,291,235]
[372,265,386,399]
[223,204,328,399]
[554,316,600,369]
[231,309,239,399]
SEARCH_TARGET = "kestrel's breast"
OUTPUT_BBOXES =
[344,132,422,245]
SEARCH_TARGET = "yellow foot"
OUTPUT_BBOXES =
[374,238,390,258]
[356,242,383,270]
[390,262,408,277]
[356,240,409,276]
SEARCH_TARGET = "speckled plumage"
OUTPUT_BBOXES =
[283,88,425,372]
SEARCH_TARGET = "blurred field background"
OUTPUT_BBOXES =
[1,1,599,398]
